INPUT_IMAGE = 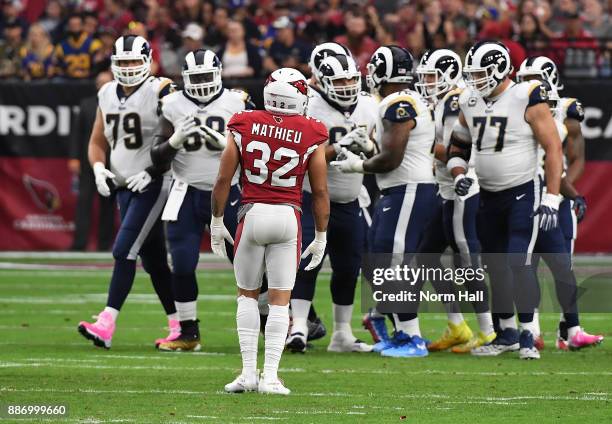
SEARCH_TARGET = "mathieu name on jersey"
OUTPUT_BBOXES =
[227,110,328,209]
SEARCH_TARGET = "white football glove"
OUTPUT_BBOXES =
[337,126,374,154]
[126,170,152,193]
[92,162,115,197]
[201,125,227,150]
[330,147,365,173]
[168,116,206,149]
[535,192,562,231]
[210,215,234,258]
[301,231,327,271]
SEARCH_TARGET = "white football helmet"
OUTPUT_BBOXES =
[182,49,223,102]
[463,41,512,98]
[318,54,361,108]
[264,68,309,115]
[416,49,462,101]
[111,35,152,87]
[516,56,563,90]
[308,42,352,84]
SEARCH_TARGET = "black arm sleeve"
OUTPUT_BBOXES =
[447,135,472,162]
[149,117,177,177]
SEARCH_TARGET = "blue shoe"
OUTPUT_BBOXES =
[362,311,389,343]
[519,330,540,360]
[372,338,394,353]
[381,335,429,358]
[471,327,520,356]
[373,330,407,353]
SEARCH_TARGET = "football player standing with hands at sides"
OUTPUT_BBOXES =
[211,69,329,395]
[78,35,178,349]
[448,41,563,360]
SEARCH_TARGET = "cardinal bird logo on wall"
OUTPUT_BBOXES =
[22,174,61,213]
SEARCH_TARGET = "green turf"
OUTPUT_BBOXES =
[0,261,610,424]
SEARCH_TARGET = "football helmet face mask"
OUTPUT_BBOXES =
[463,41,512,98]
[308,42,352,84]
[367,45,414,95]
[416,49,462,101]
[111,35,152,87]
[516,56,563,90]
[264,68,309,115]
[318,54,361,108]
[182,49,223,102]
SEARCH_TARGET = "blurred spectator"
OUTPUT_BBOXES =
[582,0,612,39]
[53,14,102,79]
[231,3,262,45]
[0,0,28,37]
[478,19,526,78]
[549,0,579,33]
[264,16,310,75]
[92,27,116,74]
[385,0,418,48]
[334,13,379,75]
[175,0,203,28]
[100,0,135,36]
[218,20,262,78]
[558,11,598,49]
[20,23,54,80]
[421,0,455,50]
[300,1,344,45]
[38,0,64,43]
[204,7,229,51]
[69,70,116,252]
[0,20,24,78]
[163,22,204,78]
[83,12,99,37]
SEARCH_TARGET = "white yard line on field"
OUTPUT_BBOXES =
[0,293,236,304]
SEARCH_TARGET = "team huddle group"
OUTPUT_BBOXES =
[76,32,604,395]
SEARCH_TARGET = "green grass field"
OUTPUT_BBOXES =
[0,254,610,424]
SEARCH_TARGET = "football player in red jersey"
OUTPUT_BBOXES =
[211,68,330,395]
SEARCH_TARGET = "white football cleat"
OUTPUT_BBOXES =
[258,374,290,395]
[224,372,259,393]
[327,331,373,353]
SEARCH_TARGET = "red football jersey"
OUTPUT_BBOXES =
[227,110,328,209]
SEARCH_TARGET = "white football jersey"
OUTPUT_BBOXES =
[433,88,479,200]
[98,76,173,186]
[459,81,548,192]
[160,89,248,190]
[375,89,435,190]
[304,89,379,203]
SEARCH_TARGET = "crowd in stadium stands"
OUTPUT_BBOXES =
[0,0,610,81]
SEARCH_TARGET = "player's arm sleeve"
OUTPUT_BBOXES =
[447,112,471,172]
[382,98,418,124]
[527,81,549,108]
[566,99,585,122]
[149,116,177,174]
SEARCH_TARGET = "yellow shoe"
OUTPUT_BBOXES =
[157,336,202,352]
[427,321,473,352]
[451,331,496,353]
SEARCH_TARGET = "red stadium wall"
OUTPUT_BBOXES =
[0,80,610,252]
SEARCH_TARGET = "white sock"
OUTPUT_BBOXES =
[103,306,119,321]
[175,301,197,321]
[567,325,580,340]
[167,312,179,322]
[447,312,464,326]
[264,304,290,382]
[236,296,260,377]
[519,319,538,335]
[559,312,566,323]
[369,307,384,318]
[476,313,495,336]
[532,310,541,337]
[395,317,421,337]
[499,316,517,330]
[290,298,310,337]
[333,303,353,334]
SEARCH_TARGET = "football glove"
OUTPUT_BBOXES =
[337,127,374,154]
[93,162,115,197]
[330,147,365,173]
[168,116,206,149]
[201,125,227,150]
[126,170,152,193]
[535,192,562,231]
[301,231,327,271]
[210,215,234,258]
[454,174,473,197]
[574,195,587,223]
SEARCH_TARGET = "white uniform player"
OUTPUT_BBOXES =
[288,53,375,354]
[150,49,250,352]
